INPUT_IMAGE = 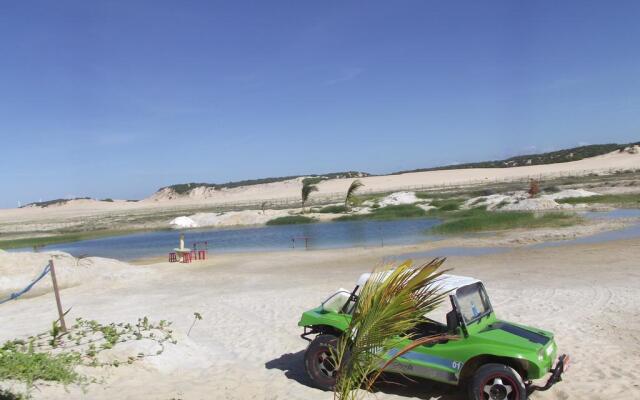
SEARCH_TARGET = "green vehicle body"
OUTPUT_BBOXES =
[298,277,566,391]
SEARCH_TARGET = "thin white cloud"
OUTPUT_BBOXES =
[324,67,364,86]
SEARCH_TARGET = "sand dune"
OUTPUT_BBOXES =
[1,150,638,234]
[145,149,640,205]
[1,237,638,399]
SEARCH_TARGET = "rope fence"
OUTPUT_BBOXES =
[0,263,51,305]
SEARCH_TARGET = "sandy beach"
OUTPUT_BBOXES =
[1,235,639,399]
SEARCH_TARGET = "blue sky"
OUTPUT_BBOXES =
[1,1,639,208]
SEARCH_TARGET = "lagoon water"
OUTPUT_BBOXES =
[13,210,640,262]
[393,209,640,260]
[20,218,442,261]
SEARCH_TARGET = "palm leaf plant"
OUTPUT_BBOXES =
[333,258,454,400]
[344,180,364,211]
[301,182,319,213]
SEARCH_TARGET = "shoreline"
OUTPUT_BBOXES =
[128,215,639,265]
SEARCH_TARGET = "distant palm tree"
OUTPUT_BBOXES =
[301,182,318,212]
[344,180,364,211]
[333,258,453,400]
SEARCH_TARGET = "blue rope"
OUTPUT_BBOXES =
[0,264,51,305]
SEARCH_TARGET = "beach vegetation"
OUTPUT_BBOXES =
[188,312,203,336]
[0,317,176,397]
[318,205,347,214]
[162,171,368,195]
[543,185,561,193]
[391,142,638,174]
[528,179,540,197]
[556,193,640,207]
[333,258,453,399]
[0,389,25,400]
[21,197,91,208]
[266,216,316,225]
[431,208,581,234]
[302,177,325,185]
[430,198,463,211]
[334,204,427,221]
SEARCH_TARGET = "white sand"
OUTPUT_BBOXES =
[464,189,600,211]
[1,237,639,399]
[377,191,421,206]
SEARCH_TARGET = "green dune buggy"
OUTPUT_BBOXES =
[298,274,569,400]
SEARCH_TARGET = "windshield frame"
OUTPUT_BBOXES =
[453,282,493,325]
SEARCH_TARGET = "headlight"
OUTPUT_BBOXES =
[538,342,555,361]
[546,342,555,356]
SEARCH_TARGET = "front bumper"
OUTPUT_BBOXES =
[528,354,570,393]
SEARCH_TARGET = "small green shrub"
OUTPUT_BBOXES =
[543,185,561,193]
[481,189,497,196]
[266,216,316,225]
[318,205,347,214]
[0,389,25,400]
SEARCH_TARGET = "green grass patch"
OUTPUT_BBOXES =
[266,216,316,225]
[557,194,640,207]
[430,198,463,211]
[0,343,83,388]
[0,317,176,398]
[431,209,581,234]
[318,205,347,213]
[334,204,428,221]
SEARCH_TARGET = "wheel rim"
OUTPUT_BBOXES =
[481,375,518,400]
[317,350,337,378]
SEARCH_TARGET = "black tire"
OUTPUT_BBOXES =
[468,363,527,400]
[304,334,340,391]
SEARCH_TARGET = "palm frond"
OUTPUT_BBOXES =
[345,180,364,210]
[333,258,452,400]
[301,183,318,202]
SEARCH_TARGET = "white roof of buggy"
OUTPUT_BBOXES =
[437,274,480,292]
[356,272,479,293]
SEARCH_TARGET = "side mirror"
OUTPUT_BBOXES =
[446,310,459,332]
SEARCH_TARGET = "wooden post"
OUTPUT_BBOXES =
[49,259,67,332]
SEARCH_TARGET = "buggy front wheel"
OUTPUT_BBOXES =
[304,334,340,391]
[468,363,527,400]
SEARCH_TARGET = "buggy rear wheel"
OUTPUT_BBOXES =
[304,334,340,391]
[468,363,527,400]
